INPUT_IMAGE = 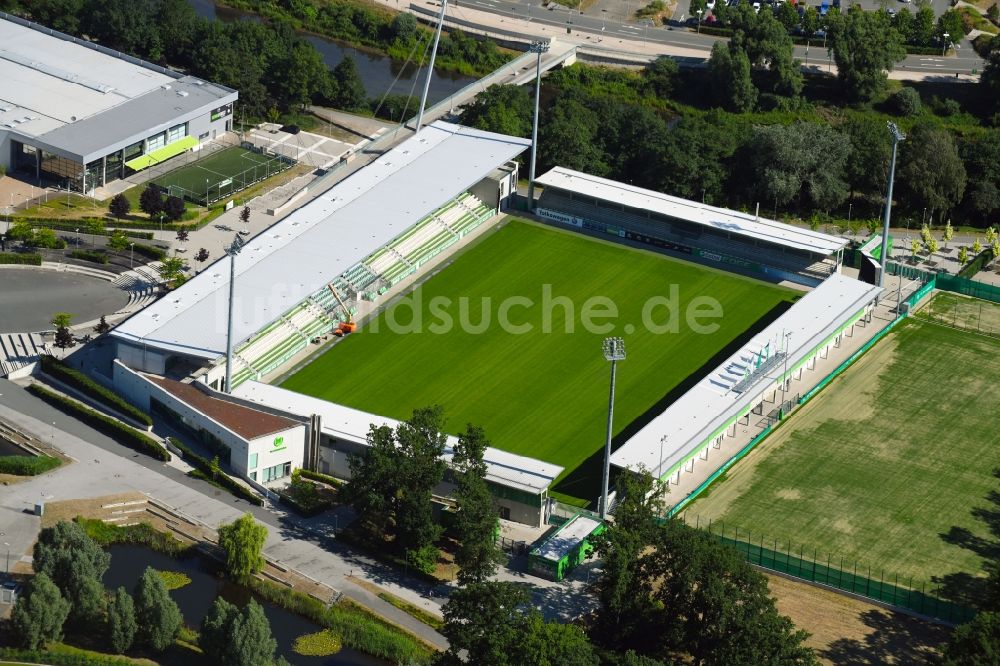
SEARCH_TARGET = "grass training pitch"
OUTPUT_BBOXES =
[282,220,795,504]
[687,306,1000,584]
[151,146,287,198]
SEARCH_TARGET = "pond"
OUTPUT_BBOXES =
[186,0,478,105]
[102,545,389,666]
[0,437,29,457]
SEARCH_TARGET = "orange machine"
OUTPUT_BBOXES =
[327,283,356,335]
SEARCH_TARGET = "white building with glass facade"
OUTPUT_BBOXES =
[0,13,237,192]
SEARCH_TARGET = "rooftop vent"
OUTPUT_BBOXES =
[161,84,171,90]
[177,90,189,97]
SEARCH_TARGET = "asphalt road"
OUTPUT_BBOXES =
[457,0,985,75]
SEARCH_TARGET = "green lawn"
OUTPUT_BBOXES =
[151,146,287,199]
[282,220,795,504]
[687,310,1000,586]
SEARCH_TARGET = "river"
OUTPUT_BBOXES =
[103,545,390,665]
[186,0,477,104]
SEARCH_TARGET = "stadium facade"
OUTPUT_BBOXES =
[0,13,237,193]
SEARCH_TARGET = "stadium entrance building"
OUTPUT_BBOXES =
[534,167,848,286]
[0,14,237,193]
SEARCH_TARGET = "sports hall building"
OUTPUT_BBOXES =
[0,13,237,192]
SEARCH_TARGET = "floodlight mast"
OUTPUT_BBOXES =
[601,337,625,520]
[878,122,906,288]
[415,0,449,133]
[224,233,245,394]
[526,40,550,211]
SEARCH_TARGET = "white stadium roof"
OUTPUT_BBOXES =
[111,121,530,358]
[535,167,847,255]
[234,381,564,495]
[609,273,882,477]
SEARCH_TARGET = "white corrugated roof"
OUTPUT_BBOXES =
[233,381,564,495]
[111,121,530,358]
[609,273,882,476]
[533,514,602,562]
[535,166,847,255]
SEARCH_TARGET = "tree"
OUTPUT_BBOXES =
[195,248,210,263]
[978,36,1000,113]
[163,195,185,222]
[34,519,107,592]
[50,313,74,331]
[109,193,131,220]
[829,8,906,102]
[893,87,922,116]
[942,612,1000,665]
[938,10,963,45]
[988,227,999,246]
[108,230,130,252]
[159,256,186,286]
[453,84,531,138]
[133,566,182,651]
[989,3,999,23]
[11,572,70,649]
[107,586,138,654]
[333,55,367,111]
[200,597,277,666]
[240,205,251,226]
[913,4,936,45]
[959,246,969,265]
[94,315,111,335]
[911,238,922,261]
[802,6,820,35]
[777,2,800,30]
[139,185,164,217]
[843,117,891,198]
[943,219,954,248]
[927,237,939,256]
[708,42,757,113]
[644,57,679,98]
[898,123,967,220]
[217,513,267,581]
[452,424,503,585]
[7,220,34,243]
[973,238,983,255]
[176,229,190,242]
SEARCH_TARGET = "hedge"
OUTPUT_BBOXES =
[26,384,170,461]
[40,355,153,426]
[959,247,994,278]
[168,436,263,505]
[14,216,158,238]
[0,454,61,475]
[298,468,345,487]
[0,252,42,265]
[68,249,109,264]
[76,516,193,557]
[0,647,138,666]
[132,243,167,260]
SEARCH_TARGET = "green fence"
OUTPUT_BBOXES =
[679,514,976,624]
[937,274,1000,304]
[957,248,994,279]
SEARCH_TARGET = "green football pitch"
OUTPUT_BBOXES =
[686,306,1000,584]
[151,146,286,198]
[282,220,796,505]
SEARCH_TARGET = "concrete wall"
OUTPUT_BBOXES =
[115,341,169,375]
[0,131,11,172]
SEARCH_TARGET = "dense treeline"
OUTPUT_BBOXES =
[463,61,1000,228]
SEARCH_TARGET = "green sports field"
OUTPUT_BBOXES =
[282,220,796,504]
[687,304,1000,584]
[152,146,287,200]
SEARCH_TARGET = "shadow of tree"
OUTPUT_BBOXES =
[820,608,951,665]
[933,468,1000,608]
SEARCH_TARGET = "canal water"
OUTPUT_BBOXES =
[186,0,477,104]
[102,545,389,665]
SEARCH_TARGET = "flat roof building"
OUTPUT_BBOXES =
[0,13,237,192]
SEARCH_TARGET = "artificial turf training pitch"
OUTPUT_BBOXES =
[687,301,1000,583]
[151,146,284,196]
[282,220,796,504]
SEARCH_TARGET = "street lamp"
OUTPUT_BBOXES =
[224,233,246,394]
[600,337,625,519]
[781,331,793,403]
[75,228,79,248]
[878,122,906,288]
[129,242,134,268]
[696,8,704,33]
[942,32,949,57]
[159,212,164,234]
[3,542,9,574]
[658,434,667,483]
[526,40,550,212]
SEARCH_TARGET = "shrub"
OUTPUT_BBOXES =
[169,437,263,505]
[39,356,153,426]
[26,384,169,461]
[0,454,61,475]
[278,478,334,517]
[298,469,344,487]
[131,243,167,261]
[0,252,42,265]
[893,87,922,116]
[931,96,962,117]
[0,645,141,665]
[75,518,192,557]
[68,250,109,264]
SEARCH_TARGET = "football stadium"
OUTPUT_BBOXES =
[109,120,897,529]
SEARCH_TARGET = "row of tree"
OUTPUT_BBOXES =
[461,62,1000,226]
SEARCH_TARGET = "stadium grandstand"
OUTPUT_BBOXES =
[110,121,527,388]
[233,380,563,527]
[609,273,882,495]
[534,167,848,286]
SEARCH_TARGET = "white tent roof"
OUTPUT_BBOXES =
[535,166,847,255]
[111,122,530,358]
[234,381,564,495]
[609,273,882,477]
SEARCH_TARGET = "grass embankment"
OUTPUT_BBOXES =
[283,219,796,504]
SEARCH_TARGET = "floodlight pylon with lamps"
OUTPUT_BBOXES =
[526,40,550,212]
[600,336,625,519]
[224,233,246,394]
